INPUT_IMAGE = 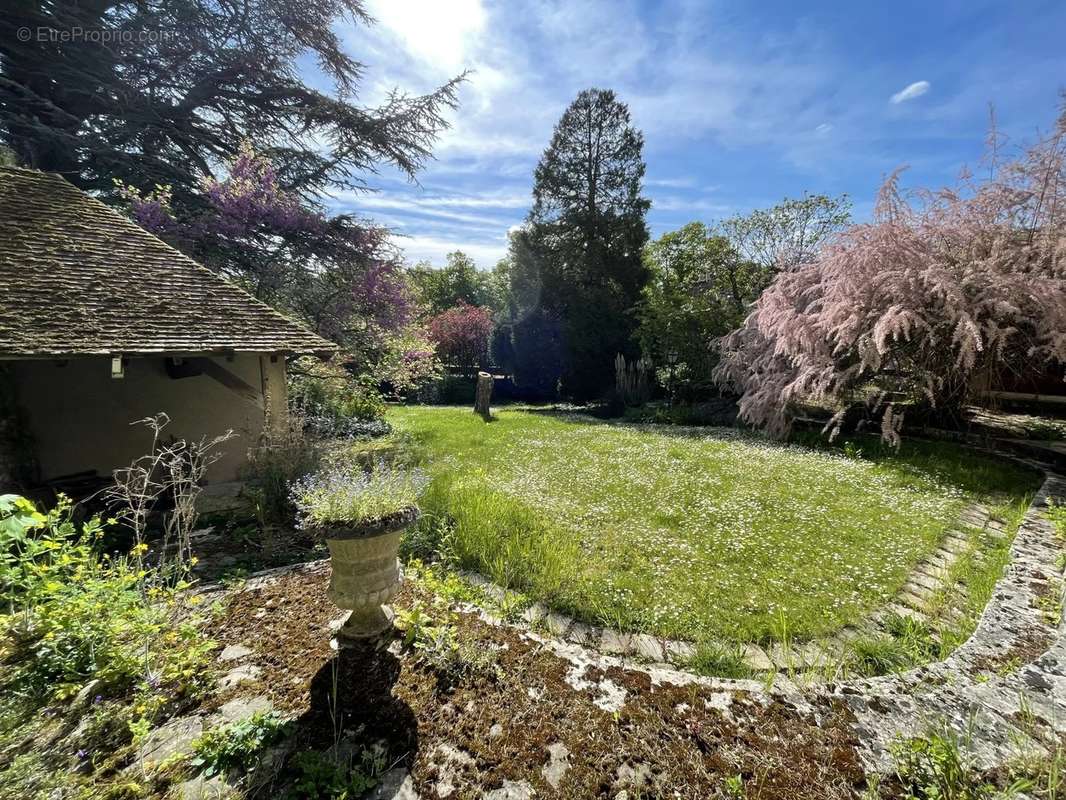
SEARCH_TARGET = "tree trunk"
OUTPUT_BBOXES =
[474,371,493,420]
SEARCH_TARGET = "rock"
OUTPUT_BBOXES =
[218,644,253,662]
[219,664,263,689]
[429,744,474,798]
[631,634,664,662]
[194,481,250,514]
[488,723,504,739]
[613,762,658,794]
[70,678,101,710]
[544,612,572,637]
[172,773,232,799]
[599,628,633,655]
[542,742,571,789]
[484,780,534,800]
[369,768,419,800]
[213,696,272,725]
[521,603,548,625]
[137,715,204,767]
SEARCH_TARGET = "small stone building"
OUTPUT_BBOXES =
[0,166,335,490]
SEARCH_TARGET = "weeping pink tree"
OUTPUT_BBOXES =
[715,107,1066,444]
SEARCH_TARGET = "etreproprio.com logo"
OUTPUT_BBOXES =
[16,26,176,44]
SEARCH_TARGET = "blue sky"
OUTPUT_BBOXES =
[317,0,1066,268]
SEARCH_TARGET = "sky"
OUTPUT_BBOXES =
[314,0,1066,268]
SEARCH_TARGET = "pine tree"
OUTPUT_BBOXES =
[524,88,650,400]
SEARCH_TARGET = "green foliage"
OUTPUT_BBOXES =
[720,193,851,273]
[284,749,381,799]
[395,601,501,683]
[1047,498,1066,541]
[288,357,388,434]
[891,725,997,799]
[686,641,752,679]
[724,774,746,799]
[0,495,214,708]
[292,462,427,528]
[191,711,288,778]
[409,251,502,316]
[849,635,914,676]
[244,425,323,525]
[637,222,767,401]
[882,613,941,662]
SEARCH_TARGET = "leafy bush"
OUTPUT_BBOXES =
[244,420,323,524]
[426,302,492,374]
[191,711,288,777]
[292,462,428,528]
[288,357,389,438]
[636,222,766,402]
[283,750,381,799]
[417,374,477,405]
[717,109,1066,444]
[0,495,214,706]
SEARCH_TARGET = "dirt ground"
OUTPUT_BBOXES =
[203,566,873,799]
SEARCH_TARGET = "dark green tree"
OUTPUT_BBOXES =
[0,0,462,213]
[524,88,650,400]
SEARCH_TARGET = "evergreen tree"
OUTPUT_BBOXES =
[0,0,461,219]
[524,88,650,399]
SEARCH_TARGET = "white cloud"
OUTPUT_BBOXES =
[890,80,931,104]
[394,234,508,267]
[815,123,833,134]
[363,0,486,74]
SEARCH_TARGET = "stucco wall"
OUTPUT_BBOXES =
[10,354,288,483]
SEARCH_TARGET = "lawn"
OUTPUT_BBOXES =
[387,406,1040,643]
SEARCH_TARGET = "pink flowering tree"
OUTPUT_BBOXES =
[119,144,437,390]
[715,108,1066,444]
[427,303,493,375]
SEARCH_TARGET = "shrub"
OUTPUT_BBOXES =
[244,419,323,524]
[636,222,766,401]
[288,357,389,439]
[0,495,213,704]
[291,462,428,528]
[191,711,288,777]
[716,107,1066,444]
[426,303,492,375]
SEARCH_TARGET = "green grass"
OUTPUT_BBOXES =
[387,406,1039,643]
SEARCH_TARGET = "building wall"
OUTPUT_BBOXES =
[9,354,288,483]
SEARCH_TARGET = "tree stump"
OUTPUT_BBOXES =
[474,371,493,420]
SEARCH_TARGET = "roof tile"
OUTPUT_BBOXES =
[0,167,336,358]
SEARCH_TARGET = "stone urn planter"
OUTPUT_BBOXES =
[317,506,420,640]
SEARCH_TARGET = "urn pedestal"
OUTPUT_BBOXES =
[320,508,419,641]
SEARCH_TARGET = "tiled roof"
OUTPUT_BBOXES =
[0,166,336,358]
